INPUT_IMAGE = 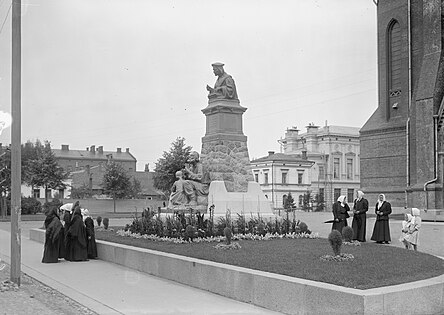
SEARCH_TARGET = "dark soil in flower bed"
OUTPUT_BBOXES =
[95,229,444,290]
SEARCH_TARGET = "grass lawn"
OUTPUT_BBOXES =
[95,228,444,290]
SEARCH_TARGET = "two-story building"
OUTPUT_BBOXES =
[250,151,315,211]
[277,123,361,209]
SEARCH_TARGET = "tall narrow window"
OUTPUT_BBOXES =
[387,20,402,119]
[347,189,354,203]
[319,166,325,180]
[346,158,353,180]
[254,173,259,183]
[264,172,269,185]
[334,188,341,201]
[298,172,303,184]
[333,158,340,179]
[282,172,287,184]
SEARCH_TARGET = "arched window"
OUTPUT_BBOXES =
[386,20,402,120]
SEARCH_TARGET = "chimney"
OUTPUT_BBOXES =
[97,146,103,154]
[126,148,130,153]
[268,151,275,156]
[90,145,95,153]
[144,163,149,172]
[302,150,307,160]
[86,147,89,151]
[61,144,69,151]
[117,148,122,153]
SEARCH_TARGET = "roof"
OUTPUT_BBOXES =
[133,171,164,196]
[53,149,136,162]
[251,152,314,164]
[303,125,360,137]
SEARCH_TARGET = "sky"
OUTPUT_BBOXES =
[0,0,378,171]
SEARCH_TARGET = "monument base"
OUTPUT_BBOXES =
[208,180,273,215]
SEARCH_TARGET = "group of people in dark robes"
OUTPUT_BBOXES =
[331,192,392,244]
[42,201,98,263]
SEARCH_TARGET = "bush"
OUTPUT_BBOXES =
[328,230,342,256]
[103,217,109,229]
[224,226,232,245]
[298,221,310,234]
[96,216,102,227]
[21,197,42,215]
[185,224,196,242]
[256,222,266,236]
[342,226,354,242]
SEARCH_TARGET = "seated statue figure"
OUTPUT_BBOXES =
[167,170,190,208]
[183,151,210,207]
[206,62,238,100]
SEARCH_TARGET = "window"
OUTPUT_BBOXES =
[254,173,259,183]
[333,158,340,179]
[387,20,402,119]
[298,173,303,184]
[282,194,287,207]
[348,189,354,203]
[346,158,353,180]
[264,173,269,185]
[33,189,40,199]
[298,195,303,206]
[319,166,325,180]
[45,189,51,200]
[334,188,341,201]
[319,188,324,200]
[282,172,287,184]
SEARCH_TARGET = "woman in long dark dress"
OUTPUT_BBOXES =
[371,193,392,244]
[352,190,369,242]
[332,195,350,232]
[83,209,98,259]
[42,208,63,263]
[65,207,88,262]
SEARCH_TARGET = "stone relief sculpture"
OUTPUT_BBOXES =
[206,62,238,100]
[168,151,210,210]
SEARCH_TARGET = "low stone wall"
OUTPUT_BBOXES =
[30,228,444,315]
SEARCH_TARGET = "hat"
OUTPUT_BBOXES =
[211,62,224,67]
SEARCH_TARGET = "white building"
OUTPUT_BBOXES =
[250,151,314,211]
[278,123,361,209]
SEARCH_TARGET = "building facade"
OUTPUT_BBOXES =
[360,0,444,217]
[278,124,361,209]
[250,152,314,211]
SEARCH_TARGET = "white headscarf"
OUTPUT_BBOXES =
[81,208,91,221]
[402,213,413,230]
[377,194,386,209]
[337,195,346,206]
[357,190,364,201]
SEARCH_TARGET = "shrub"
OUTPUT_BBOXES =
[21,197,42,215]
[185,224,196,242]
[96,216,102,227]
[298,221,310,234]
[342,226,354,242]
[224,226,232,245]
[103,217,109,230]
[328,230,342,256]
[257,222,266,236]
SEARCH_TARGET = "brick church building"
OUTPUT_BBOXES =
[360,0,444,218]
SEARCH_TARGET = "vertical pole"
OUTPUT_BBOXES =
[10,0,21,285]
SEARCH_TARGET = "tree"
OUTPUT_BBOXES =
[302,191,313,211]
[102,161,132,212]
[283,192,295,211]
[128,177,142,199]
[153,137,192,198]
[0,146,10,217]
[70,183,93,199]
[25,141,68,203]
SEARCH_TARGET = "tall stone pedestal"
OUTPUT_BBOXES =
[201,99,253,193]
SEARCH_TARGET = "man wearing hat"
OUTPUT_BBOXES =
[206,62,238,100]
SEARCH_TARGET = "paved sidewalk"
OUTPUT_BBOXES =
[0,222,281,315]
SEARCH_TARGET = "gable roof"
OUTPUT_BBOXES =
[251,152,314,164]
[53,148,136,162]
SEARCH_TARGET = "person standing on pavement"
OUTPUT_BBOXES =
[405,208,421,251]
[352,190,368,242]
[65,205,88,262]
[42,207,63,263]
[332,195,350,232]
[82,209,98,259]
[371,193,392,244]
